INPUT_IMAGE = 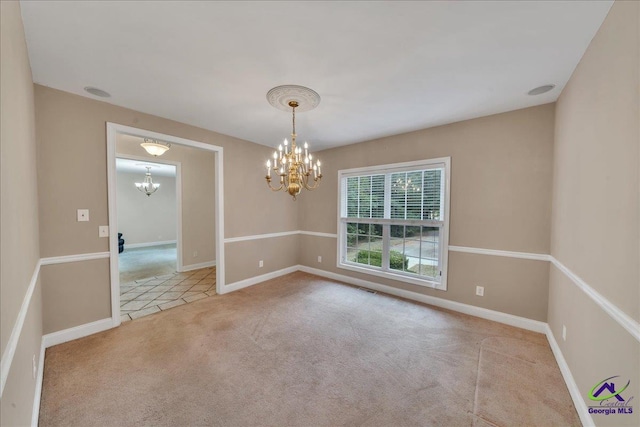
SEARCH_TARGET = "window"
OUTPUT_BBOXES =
[338,157,450,290]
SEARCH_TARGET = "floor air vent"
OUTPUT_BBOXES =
[358,287,377,294]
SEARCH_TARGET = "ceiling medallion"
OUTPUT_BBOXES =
[266,85,321,113]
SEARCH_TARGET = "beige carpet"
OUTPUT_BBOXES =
[39,272,579,426]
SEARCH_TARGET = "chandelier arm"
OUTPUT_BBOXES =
[301,173,321,191]
[266,177,285,192]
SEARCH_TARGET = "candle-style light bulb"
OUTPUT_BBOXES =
[317,160,322,176]
[266,160,271,177]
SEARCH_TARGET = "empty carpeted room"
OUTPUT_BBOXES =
[1,1,638,427]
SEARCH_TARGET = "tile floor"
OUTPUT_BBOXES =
[120,267,216,322]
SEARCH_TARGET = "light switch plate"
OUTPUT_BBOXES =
[77,209,89,222]
[99,226,109,237]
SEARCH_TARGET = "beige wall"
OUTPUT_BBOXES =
[116,170,177,245]
[117,135,216,268]
[41,259,112,334]
[550,1,639,425]
[0,2,43,425]
[225,235,299,284]
[34,84,300,332]
[298,104,555,321]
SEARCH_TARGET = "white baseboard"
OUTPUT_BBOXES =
[124,240,177,249]
[31,338,45,427]
[180,260,216,272]
[221,265,299,294]
[299,266,547,334]
[545,325,594,427]
[42,318,115,349]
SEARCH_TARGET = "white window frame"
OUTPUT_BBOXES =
[337,157,451,291]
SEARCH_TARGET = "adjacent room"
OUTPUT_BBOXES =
[1,1,638,427]
[115,133,218,321]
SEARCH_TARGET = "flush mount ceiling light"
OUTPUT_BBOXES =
[140,138,171,156]
[135,166,160,196]
[527,84,556,96]
[264,85,323,200]
[83,86,111,97]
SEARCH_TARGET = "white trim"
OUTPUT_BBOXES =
[338,156,452,177]
[220,265,299,294]
[31,338,45,427]
[181,260,216,272]
[40,252,110,266]
[299,230,338,238]
[124,240,177,249]
[224,230,299,243]
[106,123,226,320]
[0,259,41,398]
[298,266,547,333]
[545,325,594,427]
[449,245,551,262]
[41,318,115,349]
[214,148,225,295]
[107,123,120,325]
[224,230,337,243]
[337,262,444,290]
[550,257,640,342]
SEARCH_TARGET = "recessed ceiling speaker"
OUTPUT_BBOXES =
[527,84,556,96]
[84,86,111,98]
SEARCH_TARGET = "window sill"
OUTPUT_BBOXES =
[338,262,447,291]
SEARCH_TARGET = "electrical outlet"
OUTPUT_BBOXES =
[562,325,567,341]
[99,225,109,237]
[259,260,264,268]
[32,354,37,379]
[77,209,89,222]
[317,255,322,263]
[193,251,198,258]
[475,286,484,296]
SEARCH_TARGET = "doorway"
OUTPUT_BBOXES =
[106,123,225,326]
[115,156,180,283]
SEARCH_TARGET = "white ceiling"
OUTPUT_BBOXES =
[20,1,612,151]
[116,158,176,177]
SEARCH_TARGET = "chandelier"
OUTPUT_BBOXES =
[265,85,322,200]
[135,166,160,196]
[141,138,170,156]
